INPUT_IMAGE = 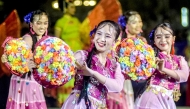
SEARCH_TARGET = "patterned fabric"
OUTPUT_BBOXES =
[62,50,122,109]
[135,52,189,109]
[6,74,47,109]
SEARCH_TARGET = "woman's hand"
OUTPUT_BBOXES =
[1,54,7,63]
[156,57,165,74]
[27,55,37,72]
[75,61,94,76]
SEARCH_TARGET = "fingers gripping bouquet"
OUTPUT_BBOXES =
[2,37,31,76]
[33,36,75,88]
[117,38,156,81]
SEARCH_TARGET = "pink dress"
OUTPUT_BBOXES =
[61,50,125,109]
[6,73,47,109]
[6,34,47,109]
[106,90,128,109]
[135,52,189,109]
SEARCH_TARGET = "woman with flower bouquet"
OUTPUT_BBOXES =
[61,20,125,109]
[135,23,189,109]
[106,10,147,109]
[1,9,48,109]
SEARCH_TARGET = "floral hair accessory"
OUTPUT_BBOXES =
[118,15,126,29]
[2,37,31,76]
[33,36,75,88]
[90,26,97,37]
[117,38,156,81]
[24,12,33,24]
[149,29,155,43]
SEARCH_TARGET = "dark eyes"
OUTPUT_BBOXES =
[155,35,171,38]
[36,22,48,25]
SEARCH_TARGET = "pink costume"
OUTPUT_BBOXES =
[6,74,47,109]
[106,36,129,109]
[6,34,47,109]
[61,50,125,109]
[135,52,190,109]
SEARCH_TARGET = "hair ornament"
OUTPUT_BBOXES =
[149,29,155,42]
[24,12,33,24]
[90,26,97,37]
[118,15,126,29]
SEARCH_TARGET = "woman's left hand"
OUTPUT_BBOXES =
[156,57,165,74]
[75,61,94,76]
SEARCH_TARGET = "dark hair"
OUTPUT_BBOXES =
[24,9,49,51]
[118,11,141,39]
[149,22,174,56]
[77,20,120,109]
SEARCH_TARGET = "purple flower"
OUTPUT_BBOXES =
[118,15,126,29]
[137,68,142,73]
[132,50,138,56]
[130,55,136,63]
[90,26,97,37]
[139,54,145,60]
[23,12,33,24]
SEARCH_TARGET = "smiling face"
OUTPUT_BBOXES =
[127,14,143,35]
[30,14,48,36]
[154,27,175,54]
[93,24,116,53]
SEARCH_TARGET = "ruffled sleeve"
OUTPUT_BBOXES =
[175,56,190,83]
[104,62,125,92]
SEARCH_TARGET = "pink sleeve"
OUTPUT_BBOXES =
[175,56,190,83]
[104,62,125,92]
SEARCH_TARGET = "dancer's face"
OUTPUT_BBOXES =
[93,24,116,53]
[30,14,48,36]
[127,14,143,35]
[154,27,175,54]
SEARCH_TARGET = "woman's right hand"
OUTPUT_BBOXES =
[27,55,37,72]
[1,54,7,63]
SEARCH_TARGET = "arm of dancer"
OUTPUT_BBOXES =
[74,50,125,92]
[173,56,189,82]
[23,35,32,49]
[161,56,189,82]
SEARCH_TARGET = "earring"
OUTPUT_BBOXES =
[45,30,48,36]
[30,27,35,34]
[125,26,129,34]
[171,42,175,55]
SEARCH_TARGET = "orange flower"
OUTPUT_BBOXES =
[135,59,141,66]
[121,42,127,48]
[130,67,136,73]
[35,58,41,64]
[41,45,46,50]
[124,49,130,56]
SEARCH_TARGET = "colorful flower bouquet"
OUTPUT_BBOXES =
[33,36,75,88]
[2,37,31,76]
[117,38,156,81]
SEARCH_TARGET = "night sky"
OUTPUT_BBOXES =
[0,0,48,23]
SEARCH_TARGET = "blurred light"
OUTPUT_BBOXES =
[89,0,96,6]
[52,1,59,9]
[74,0,82,6]
[83,0,89,6]
[181,7,189,27]
[0,1,4,6]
